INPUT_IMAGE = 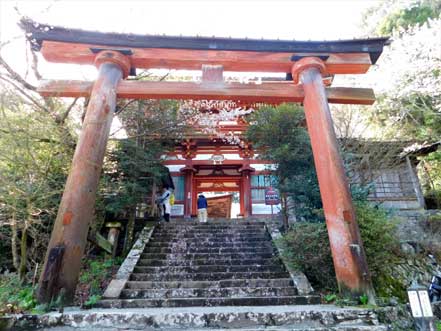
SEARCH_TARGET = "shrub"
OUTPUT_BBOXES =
[278,222,337,291]
[278,201,400,296]
[354,201,400,280]
[0,274,37,313]
[427,212,441,234]
[75,256,120,307]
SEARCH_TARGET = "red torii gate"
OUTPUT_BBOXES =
[20,19,390,304]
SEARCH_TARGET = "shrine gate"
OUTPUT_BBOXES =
[20,19,390,304]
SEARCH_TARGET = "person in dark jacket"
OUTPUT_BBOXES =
[197,194,208,223]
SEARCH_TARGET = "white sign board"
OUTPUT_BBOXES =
[418,290,434,317]
[408,291,423,318]
[171,204,184,216]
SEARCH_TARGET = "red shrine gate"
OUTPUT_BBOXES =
[20,19,390,304]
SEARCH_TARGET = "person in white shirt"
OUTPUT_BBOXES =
[158,187,171,222]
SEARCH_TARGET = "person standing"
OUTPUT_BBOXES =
[197,194,208,223]
[159,187,171,222]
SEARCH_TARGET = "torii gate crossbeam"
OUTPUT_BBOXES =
[20,18,390,304]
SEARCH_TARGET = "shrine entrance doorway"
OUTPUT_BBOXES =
[192,176,242,218]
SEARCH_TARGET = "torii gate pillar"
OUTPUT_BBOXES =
[37,51,131,303]
[292,58,375,300]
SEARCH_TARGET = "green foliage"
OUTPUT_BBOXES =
[362,0,441,36]
[75,256,121,307]
[323,293,337,303]
[83,295,101,308]
[0,90,74,273]
[354,201,400,280]
[377,0,441,35]
[103,139,168,216]
[277,222,336,290]
[427,212,441,233]
[101,99,184,219]
[78,258,115,297]
[0,274,37,313]
[362,4,441,146]
[246,103,322,221]
[359,293,369,305]
[323,292,371,306]
[278,201,400,297]
[421,151,441,209]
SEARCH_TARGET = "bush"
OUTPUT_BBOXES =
[278,201,400,296]
[75,256,121,307]
[278,222,336,291]
[0,274,37,314]
[354,201,400,280]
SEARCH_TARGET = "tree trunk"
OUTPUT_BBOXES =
[150,181,158,217]
[19,224,28,282]
[123,208,136,254]
[11,210,19,271]
[282,192,289,230]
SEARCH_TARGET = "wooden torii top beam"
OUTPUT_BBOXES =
[20,19,390,104]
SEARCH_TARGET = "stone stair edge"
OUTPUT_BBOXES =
[97,295,322,308]
[9,304,389,331]
[124,278,295,289]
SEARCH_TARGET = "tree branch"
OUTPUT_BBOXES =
[55,97,78,124]
[0,75,49,114]
[0,53,36,91]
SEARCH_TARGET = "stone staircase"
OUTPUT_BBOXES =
[99,220,320,308]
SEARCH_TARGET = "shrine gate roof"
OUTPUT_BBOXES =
[20,18,390,67]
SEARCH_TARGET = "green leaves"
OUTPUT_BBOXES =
[278,201,401,297]
[246,103,322,221]
[0,274,37,312]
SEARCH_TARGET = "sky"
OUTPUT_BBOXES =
[0,0,382,81]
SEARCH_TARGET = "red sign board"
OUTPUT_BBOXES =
[265,187,280,205]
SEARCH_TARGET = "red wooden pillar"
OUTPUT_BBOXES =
[239,166,253,217]
[181,166,196,219]
[292,58,375,300]
[37,51,130,304]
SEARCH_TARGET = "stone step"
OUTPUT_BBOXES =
[121,286,298,299]
[14,305,389,330]
[157,223,266,228]
[154,230,268,234]
[130,271,290,281]
[151,235,269,241]
[193,328,387,331]
[137,258,281,266]
[125,278,294,289]
[159,219,266,227]
[97,295,321,308]
[155,226,266,231]
[140,252,276,260]
[35,326,388,331]
[152,230,267,236]
[143,246,274,254]
[145,241,274,249]
[133,264,286,274]
[99,221,308,310]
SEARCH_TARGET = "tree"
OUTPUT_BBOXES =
[100,99,187,251]
[0,28,79,280]
[246,103,322,226]
[361,4,441,203]
[362,0,441,36]
[0,89,74,281]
